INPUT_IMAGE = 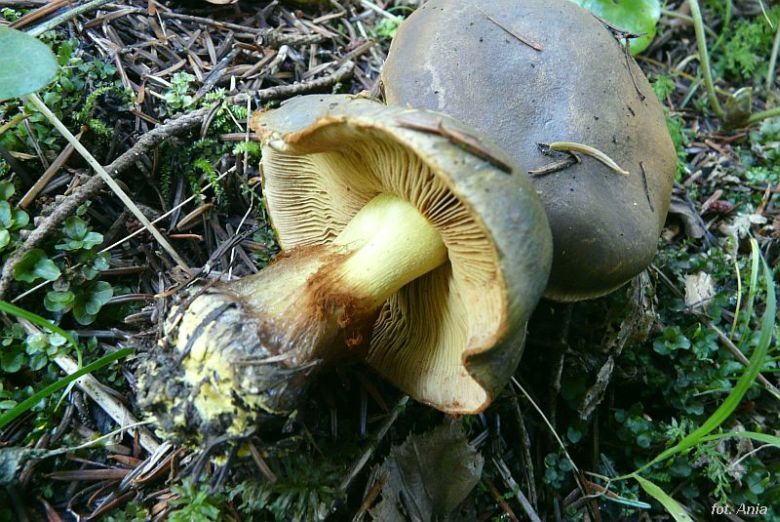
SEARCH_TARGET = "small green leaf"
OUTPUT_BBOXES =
[62,216,88,240]
[57,217,103,251]
[635,475,694,522]
[13,249,61,283]
[0,230,9,250]
[0,181,14,200]
[91,252,110,271]
[44,290,75,313]
[1,349,24,373]
[81,231,103,250]
[0,26,58,100]
[73,281,113,325]
[0,202,11,229]
[11,209,28,230]
[48,333,66,347]
[29,353,47,371]
[569,0,661,54]
[24,333,48,354]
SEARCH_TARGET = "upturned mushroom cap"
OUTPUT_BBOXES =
[250,94,552,413]
[382,0,677,301]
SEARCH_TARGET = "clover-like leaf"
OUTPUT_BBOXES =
[0,182,14,201]
[13,248,61,283]
[24,333,49,355]
[0,26,58,100]
[0,348,24,373]
[570,0,661,55]
[0,202,11,229]
[62,216,89,240]
[653,326,691,355]
[44,290,75,313]
[0,230,9,251]
[11,209,28,230]
[80,252,110,280]
[57,216,103,251]
[73,281,113,325]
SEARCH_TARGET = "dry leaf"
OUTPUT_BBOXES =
[368,421,484,521]
[668,195,710,241]
[684,271,715,311]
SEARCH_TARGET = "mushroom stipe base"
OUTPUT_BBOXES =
[136,193,448,443]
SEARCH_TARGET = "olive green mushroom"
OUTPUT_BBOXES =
[136,95,552,442]
[381,0,677,301]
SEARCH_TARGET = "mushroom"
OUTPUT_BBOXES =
[381,0,677,301]
[137,95,552,442]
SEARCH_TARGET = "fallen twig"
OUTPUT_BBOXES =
[242,60,355,105]
[337,395,408,493]
[19,130,83,209]
[493,458,542,522]
[26,0,113,37]
[478,7,543,51]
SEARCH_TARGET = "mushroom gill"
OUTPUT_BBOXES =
[262,129,504,411]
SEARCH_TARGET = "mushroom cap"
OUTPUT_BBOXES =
[250,94,552,413]
[382,0,677,301]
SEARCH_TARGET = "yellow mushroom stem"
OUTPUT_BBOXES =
[138,193,448,441]
[236,192,449,315]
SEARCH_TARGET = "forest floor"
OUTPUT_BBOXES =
[0,0,778,520]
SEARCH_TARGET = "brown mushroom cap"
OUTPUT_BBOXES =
[251,94,552,413]
[382,0,677,301]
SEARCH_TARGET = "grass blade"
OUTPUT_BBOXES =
[0,348,132,429]
[741,240,760,337]
[634,475,694,522]
[700,430,780,447]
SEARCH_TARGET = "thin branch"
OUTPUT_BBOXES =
[242,60,355,104]
[19,131,82,209]
[478,7,543,51]
[26,0,113,37]
[359,0,401,21]
[493,458,542,522]
[338,395,408,493]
